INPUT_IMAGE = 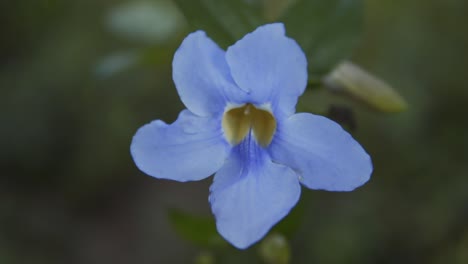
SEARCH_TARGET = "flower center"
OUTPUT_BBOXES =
[222,104,276,147]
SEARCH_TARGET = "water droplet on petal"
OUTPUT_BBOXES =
[298,175,304,182]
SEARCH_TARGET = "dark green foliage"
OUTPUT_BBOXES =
[282,0,363,78]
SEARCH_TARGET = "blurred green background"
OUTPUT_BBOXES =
[1,0,468,263]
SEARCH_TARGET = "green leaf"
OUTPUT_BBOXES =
[173,0,264,48]
[281,0,364,79]
[168,208,227,248]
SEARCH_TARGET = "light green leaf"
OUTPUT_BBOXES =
[281,0,363,79]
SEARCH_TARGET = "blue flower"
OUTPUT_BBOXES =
[131,23,373,249]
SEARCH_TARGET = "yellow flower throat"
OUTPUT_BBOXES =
[222,104,276,147]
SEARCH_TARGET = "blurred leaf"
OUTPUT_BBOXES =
[323,61,408,113]
[282,0,363,79]
[261,0,295,21]
[194,251,215,264]
[456,231,468,264]
[168,208,227,248]
[106,0,185,44]
[258,233,291,264]
[173,0,263,48]
[94,44,176,78]
[95,51,139,78]
[140,43,177,66]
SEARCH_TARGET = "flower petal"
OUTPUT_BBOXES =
[225,23,308,116]
[209,136,301,249]
[131,110,230,182]
[269,113,372,191]
[173,31,246,117]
